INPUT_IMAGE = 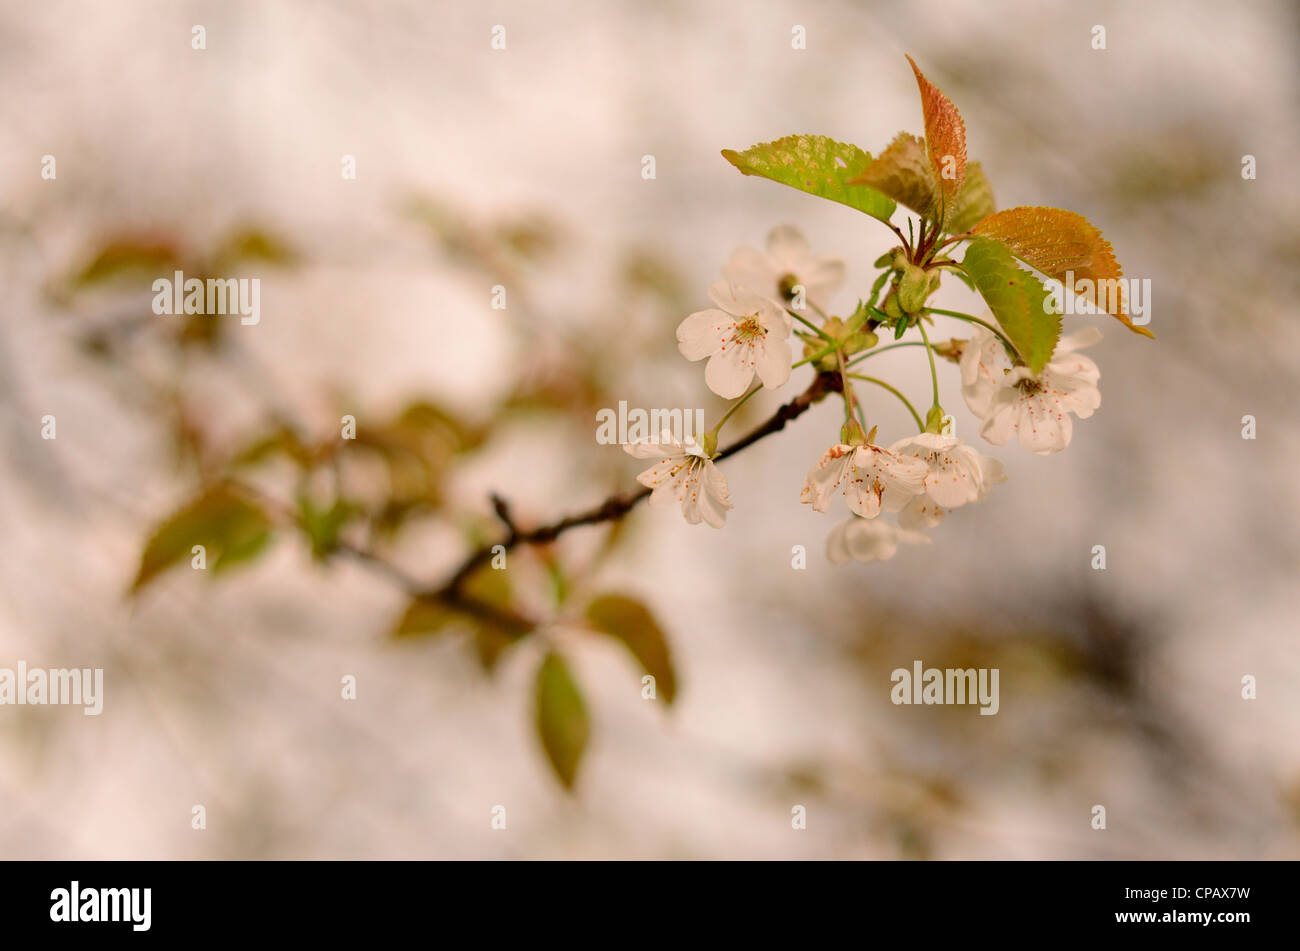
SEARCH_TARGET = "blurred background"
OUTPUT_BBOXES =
[1,0,1297,859]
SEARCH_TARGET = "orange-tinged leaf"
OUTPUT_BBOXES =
[972,206,1153,338]
[848,132,940,220]
[906,55,966,202]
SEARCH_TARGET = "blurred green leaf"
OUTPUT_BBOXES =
[389,566,527,674]
[391,599,455,638]
[73,235,181,289]
[213,228,297,267]
[535,652,589,790]
[296,495,356,560]
[585,593,676,705]
[131,486,274,593]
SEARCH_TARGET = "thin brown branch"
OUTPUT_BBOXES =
[435,370,840,599]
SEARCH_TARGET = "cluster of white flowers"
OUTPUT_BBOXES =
[622,225,1108,567]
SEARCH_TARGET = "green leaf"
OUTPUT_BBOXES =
[296,495,355,560]
[945,161,995,234]
[959,239,1060,374]
[535,652,589,789]
[391,599,455,638]
[131,486,274,593]
[213,228,297,267]
[585,594,677,705]
[388,566,529,673]
[721,135,897,223]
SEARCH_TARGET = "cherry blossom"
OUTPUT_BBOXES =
[625,432,733,528]
[722,224,846,313]
[889,432,1005,529]
[826,516,931,564]
[800,442,928,519]
[960,326,1103,454]
[676,281,793,399]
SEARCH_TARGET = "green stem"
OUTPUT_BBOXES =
[787,308,834,342]
[711,383,762,434]
[917,319,941,412]
[792,341,838,369]
[836,349,858,426]
[844,340,925,370]
[849,374,924,432]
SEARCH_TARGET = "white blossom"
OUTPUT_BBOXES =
[889,432,1005,529]
[722,224,846,313]
[826,517,931,564]
[625,432,732,528]
[960,325,1103,454]
[800,443,928,519]
[676,281,793,399]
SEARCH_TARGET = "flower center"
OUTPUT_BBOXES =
[734,314,766,343]
[777,272,800,300]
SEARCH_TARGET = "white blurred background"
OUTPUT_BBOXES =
[0,0,1297,858]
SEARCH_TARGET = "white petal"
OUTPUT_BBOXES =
[704,343,755,399]
[677,309,730,362]
[800,446,853,512]
[1054,326,1103,354]
[753,334,793,390]
[765,224,810,261]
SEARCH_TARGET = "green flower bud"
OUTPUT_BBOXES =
[882,287,905,322]
[898,264,932,314]
[842,330,878,355]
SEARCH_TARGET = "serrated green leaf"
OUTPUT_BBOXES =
[585,594,677,705]
[959,239,1060,374]
[131,486,274,593]
[722,135,897,223]
[535,652,589,790]
[945,161,995,234]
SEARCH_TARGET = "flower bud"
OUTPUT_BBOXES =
[898,264,932,314]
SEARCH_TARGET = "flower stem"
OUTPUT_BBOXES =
[844,340,926,370]
[917,319,941,413]
[836,349,859,427]
[791,341,838,369]
[711,383,762,435]
[848,374,924,432]
[787,308,834,342]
